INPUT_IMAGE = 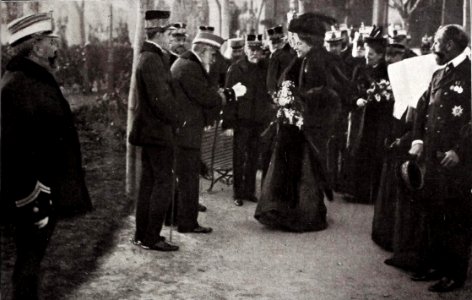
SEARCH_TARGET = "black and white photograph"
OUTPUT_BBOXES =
[1,0,471,299]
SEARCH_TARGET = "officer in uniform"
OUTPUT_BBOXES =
[128,10,180,251]
[409,24,471,293]
[224,34,273,206]
[225,37,246,64]
[1,12,92,298]
[168,22,188,65]
[266,25,297,97]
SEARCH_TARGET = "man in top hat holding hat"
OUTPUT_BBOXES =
[223,34,273,206]
[128,10,182,252]
[1,11,92,298]
[171,30,246,232]
[266,25,297,97]
[168,22,188,65]
[408,24,471,293]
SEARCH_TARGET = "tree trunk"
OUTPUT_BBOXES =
[107,4,114,95]
[74,0,90,93]
[372,0,388,28]
[222,0,230,38]
[126,0,153,196]
[440,0,446,25]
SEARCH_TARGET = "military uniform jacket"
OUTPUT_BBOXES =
[171,50,223,149]
[1,56,92,221]
[413,57,471,200]
[129,41,180,146]
[266,43,297,95]
[224,57,273,127]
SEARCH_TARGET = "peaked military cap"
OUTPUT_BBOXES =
[267,25,284,41]
[144,10,172,32]
[8,12,58,46]
[229,37,245,49]
[199,25,215,33]
[246,34,263,48]
[193,32,225,48]
[170,22,187,36]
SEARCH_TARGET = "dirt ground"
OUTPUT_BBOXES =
[55,179,472,300]
[2,95,472,299]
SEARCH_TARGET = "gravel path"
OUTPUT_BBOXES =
[68,179,472,300]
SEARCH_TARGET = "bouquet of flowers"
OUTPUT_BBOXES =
[366,79,393,103]
[274,80,304,129]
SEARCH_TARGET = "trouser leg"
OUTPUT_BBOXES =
[141,145,174,245]
[176,148,200,231]
[13,218,55,300]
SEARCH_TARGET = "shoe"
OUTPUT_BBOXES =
[428,277,464,293]
[234,198,243,206]
[198,203,207,212]
[246,196,258,203]
[140,239,178,252]
[178,225,213,234]
[411,269,442,282]
[130,238,141,246]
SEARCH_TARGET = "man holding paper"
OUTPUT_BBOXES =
[408,24,471,293]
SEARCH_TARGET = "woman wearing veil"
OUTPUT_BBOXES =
[254,13,345,232]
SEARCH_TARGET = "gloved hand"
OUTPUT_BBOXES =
[232,82,247,98]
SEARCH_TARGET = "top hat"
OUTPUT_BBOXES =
[246,34,263,48]
[288,12,336,37]
[144,10,172,32]
[400,160,425,191]
[8,12,59,46]
[229,37,245,49]
[267,25,284,41]
[193,32,225,49]
[170,22,187,36]
[199,25,215,33]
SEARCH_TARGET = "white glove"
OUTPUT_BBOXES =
[232,82,247,98]
[356,98,368,107]
[223,129,234,137]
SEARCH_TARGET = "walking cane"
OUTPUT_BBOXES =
[169,145,178,243]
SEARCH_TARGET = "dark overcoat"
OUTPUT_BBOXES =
[171,50,223,149]
[224,56,273,127]
[413,57,471,201]
[128,41,180,146]
[266,43,297,95]
[1,56,92,220]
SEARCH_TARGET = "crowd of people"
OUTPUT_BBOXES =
[1,8,471,299]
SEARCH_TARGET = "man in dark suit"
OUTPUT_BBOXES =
[224,34,273,206]
[171,31,245,233]
[1,12,92,298]
[128,10,180,251]
[409,24,471,293]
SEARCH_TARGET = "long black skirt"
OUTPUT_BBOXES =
[254,124,327,232]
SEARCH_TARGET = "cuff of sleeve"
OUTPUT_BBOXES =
[411,140,423,147]
[15,181,51,208]
[223,88,236,103]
